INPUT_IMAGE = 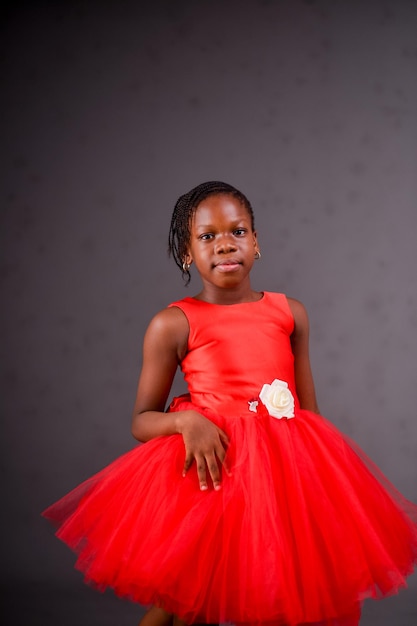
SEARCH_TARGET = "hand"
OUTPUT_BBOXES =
[178,410,230,491]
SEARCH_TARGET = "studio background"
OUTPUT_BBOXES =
[2,1,416,624]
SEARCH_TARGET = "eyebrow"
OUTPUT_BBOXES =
[194,219,249,230]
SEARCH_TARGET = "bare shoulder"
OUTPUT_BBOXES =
[286,296,309,334]
[147,305,189,335]
[144,305,189,362]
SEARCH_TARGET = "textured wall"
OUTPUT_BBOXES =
[2,0,416,602]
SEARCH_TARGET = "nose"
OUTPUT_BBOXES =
[215,233,237,254]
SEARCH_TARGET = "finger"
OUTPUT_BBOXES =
[205,453,222,491]
[195,455,209,491]
[214,443,232,477]
[182,453,194,477]
[218,428,230,447]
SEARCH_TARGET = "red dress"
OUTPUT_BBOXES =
[43,293,417,626]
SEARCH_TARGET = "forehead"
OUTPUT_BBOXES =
[192,194,250,226]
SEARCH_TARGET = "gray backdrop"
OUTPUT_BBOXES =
[2,0,416,624]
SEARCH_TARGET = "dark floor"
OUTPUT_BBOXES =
[2,580,416,626]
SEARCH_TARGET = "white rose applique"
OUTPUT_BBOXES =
[258,379,295,419]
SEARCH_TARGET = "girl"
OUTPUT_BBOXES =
[44,181,417,626]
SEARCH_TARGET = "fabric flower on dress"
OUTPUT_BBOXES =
[258,379,295,419]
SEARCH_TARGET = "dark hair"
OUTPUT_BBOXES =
[168,181,254,284]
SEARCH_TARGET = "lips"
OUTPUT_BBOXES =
[214,258,242,272]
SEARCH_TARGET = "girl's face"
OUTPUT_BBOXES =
[185,194,258,294]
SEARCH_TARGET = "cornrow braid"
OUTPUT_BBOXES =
[168,181,255,285]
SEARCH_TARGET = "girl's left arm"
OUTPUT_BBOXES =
[287,297,320,414]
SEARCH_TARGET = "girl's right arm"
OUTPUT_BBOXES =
[131,307,229,491]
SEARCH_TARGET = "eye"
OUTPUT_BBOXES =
[199,233,214,241]
[233,228,247,236]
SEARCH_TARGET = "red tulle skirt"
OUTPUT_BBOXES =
[43,398,417,625]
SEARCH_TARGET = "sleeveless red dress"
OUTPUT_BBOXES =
[43,293,417,626]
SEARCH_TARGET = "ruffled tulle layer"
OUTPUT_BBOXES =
[43,398,417,625]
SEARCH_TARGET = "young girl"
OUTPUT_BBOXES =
[44,181,417,626]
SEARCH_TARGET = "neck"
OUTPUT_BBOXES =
[194,282,262,305]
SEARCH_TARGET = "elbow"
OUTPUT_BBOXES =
[131,411,147,443]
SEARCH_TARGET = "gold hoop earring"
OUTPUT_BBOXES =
[254,251,261,260]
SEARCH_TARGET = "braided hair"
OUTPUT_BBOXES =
[168,181,255,284]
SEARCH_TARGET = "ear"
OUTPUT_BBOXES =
[252,231,259,251]
[184,252,193,266]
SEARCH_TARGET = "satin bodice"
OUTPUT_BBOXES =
[169,292,298,416]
